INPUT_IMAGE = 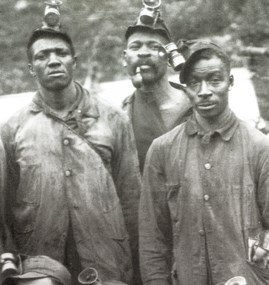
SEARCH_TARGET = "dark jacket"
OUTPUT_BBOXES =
[140,111,269,285]
[1,82,141,284]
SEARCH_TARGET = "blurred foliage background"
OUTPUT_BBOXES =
[0,0,269,98]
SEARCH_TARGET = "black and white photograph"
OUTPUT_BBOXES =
[0,1,269,285]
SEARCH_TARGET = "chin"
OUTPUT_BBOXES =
[142,76,158,85]
[43,79,71,91]
[46,83,68,91]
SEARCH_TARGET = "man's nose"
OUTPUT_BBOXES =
[138,45,151,57]
[198,81,212,97]
[48,53,61,66]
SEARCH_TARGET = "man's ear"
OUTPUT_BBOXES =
[72,55,77,70]
[229,74,234,86]
[28,64,36,77]
[122,50,127,67]
[229,74,234,90]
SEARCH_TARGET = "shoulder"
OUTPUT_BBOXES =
[239,120,269,146]
[88,92,131,126]
[237,120,269,162]
[121,93,135,110]
[1,104,33,139]
[152,122,187,150]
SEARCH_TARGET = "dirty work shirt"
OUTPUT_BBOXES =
[140,111,269,285]
[122,83,192,173]
[1,82,141,284]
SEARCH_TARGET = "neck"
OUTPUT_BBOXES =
[38,81,77,112]
[195,106,231,132]
[136,75,177,106]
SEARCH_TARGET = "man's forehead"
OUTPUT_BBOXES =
[32,37,70,52]
[127,31,167,45]
[190,56,227,74]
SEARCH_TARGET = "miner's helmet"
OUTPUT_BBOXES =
[178,39,230,84]
[27,0,75,59]
[125,16,171,42]
[125,0,171,41]
[26,0,75,61]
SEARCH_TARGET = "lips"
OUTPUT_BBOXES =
[197,102,217,110]
[135,60,155,70]
[139,65,152,71]
[48,70,65,76]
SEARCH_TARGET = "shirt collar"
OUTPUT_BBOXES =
[30,82,99,119]
[136,89,156,104]
[186,109,239,142]
[135,81,180,104]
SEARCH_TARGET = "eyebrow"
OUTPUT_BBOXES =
[35,47,70,54]
[128,40,162,45]
[190,68,224,75]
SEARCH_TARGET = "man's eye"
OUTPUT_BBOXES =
[188,80,199,87]
[150,44,161,50]
[58,51,70,57]
[209,78,221,85]
[129,44,140,50]
[35,54,46,60]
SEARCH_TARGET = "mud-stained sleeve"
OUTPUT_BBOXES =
[0,123,18,253]
[111,111,141,271]
[139,139,173,285]
[256,150,269,231]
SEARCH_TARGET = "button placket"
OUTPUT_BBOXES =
[63,138,70,146]
[65,170,72,177]
[204,194,210,201]
[204,163,211,170]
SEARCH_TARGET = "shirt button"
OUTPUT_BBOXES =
[204,163,211,170]
[63,139,70,146]
[65,170,72,177]
[199,230,205,236]
[204,194,210,201]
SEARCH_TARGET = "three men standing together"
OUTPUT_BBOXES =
[0,2,269,285]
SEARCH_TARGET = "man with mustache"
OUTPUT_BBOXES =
[139,40,269,285]
[122,16,192,174]
[0,14,140,285]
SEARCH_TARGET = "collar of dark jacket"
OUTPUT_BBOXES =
[122,92,135,109]
[29,81,100,119]
[122,81,184,108]
[186,110,239,142]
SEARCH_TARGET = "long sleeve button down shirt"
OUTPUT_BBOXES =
[140,110,269,285]
[1,82,141,284]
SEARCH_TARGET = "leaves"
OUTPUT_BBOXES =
[0,0,268,94]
